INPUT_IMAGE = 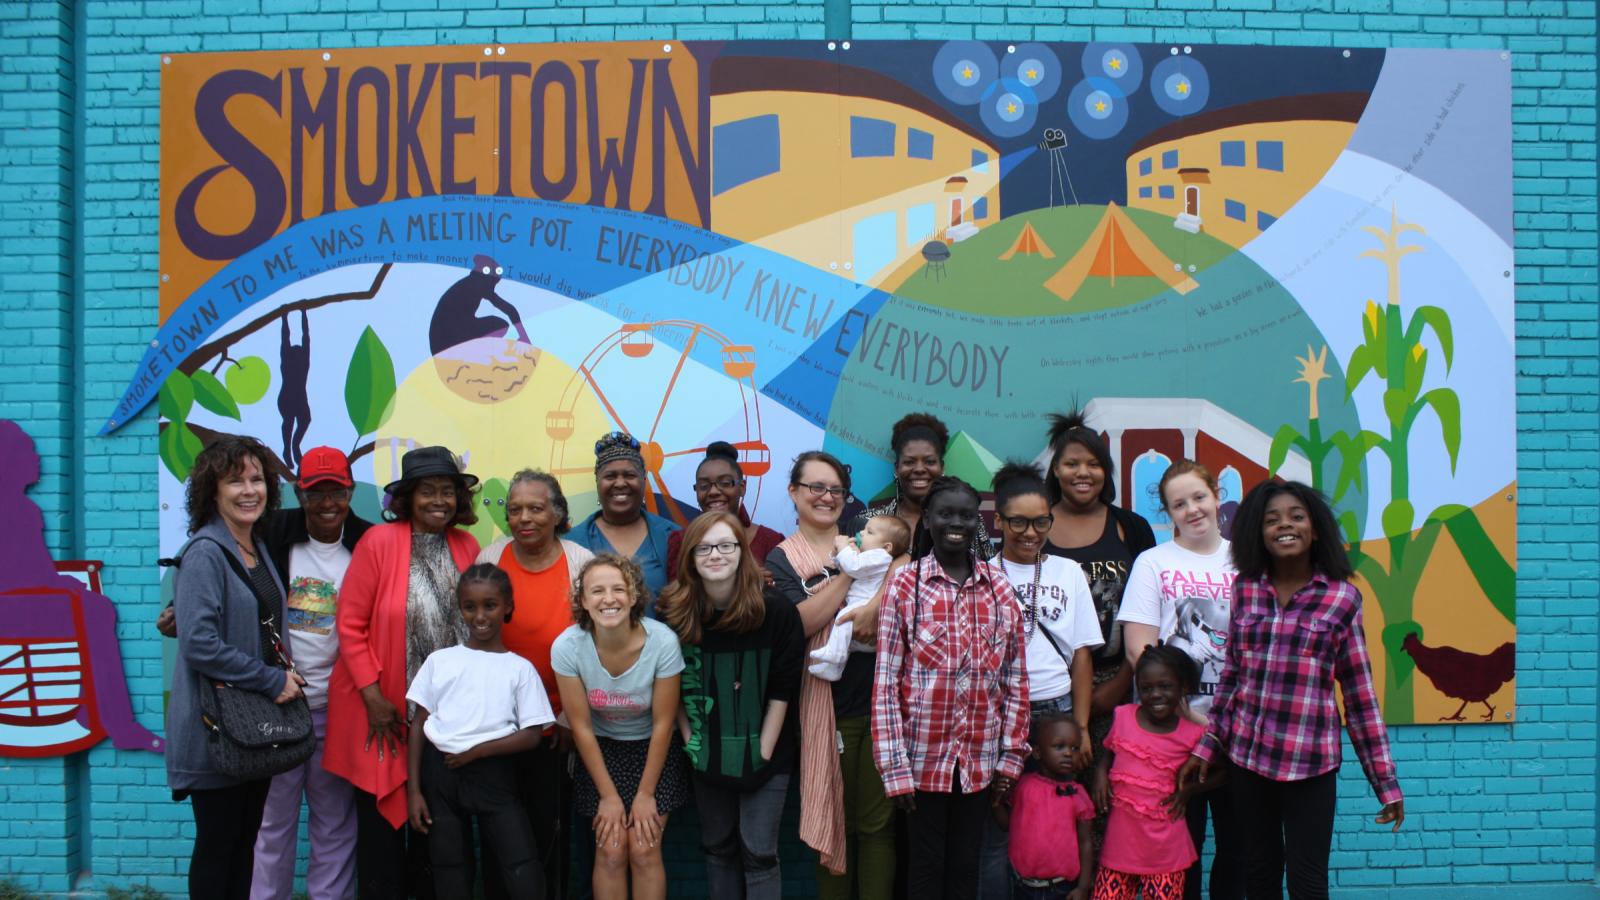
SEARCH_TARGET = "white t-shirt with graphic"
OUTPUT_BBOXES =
[407,645,555,754]
[285,536,352,709]
[999,555,1105,704]
[1117,539,1235,717]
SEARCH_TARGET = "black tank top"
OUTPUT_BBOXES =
[1046,507,1134,673]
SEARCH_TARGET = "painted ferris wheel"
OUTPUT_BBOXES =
[545,320,771,525]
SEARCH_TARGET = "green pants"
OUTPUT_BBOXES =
[815,715,896,900]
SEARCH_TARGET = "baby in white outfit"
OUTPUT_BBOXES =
[808,515,911,681]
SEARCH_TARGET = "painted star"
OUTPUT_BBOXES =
[1026,68,1039,80]
[1006,101,1018,114]
[1108,57,1123,71]
[1095,100,1107,112]
[962,66,974,80]
[1176,80,1190,95]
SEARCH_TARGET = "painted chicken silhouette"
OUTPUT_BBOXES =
[1400,632,1515,722]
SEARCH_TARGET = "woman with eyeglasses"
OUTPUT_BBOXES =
[977,463,1105,898]
[569,432,681,603]
[665,441,785,580]
[762,451,895,897]
[657,511,804,900]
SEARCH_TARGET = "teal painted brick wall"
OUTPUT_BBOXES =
[1,0,1595,896]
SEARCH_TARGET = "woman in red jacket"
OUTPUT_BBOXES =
[324,446,482,900]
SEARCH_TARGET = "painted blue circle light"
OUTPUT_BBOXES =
[1150,55,1210,115]
[933,41,999,106]
[1066,77,1129,139]
[1082,42,1144,92]
[1001,43,1062,102]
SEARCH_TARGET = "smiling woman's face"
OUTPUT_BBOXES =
[694,457,745,514]
[596,460,644,519]
[925,488,979,556]
[895,439,943,503]
[580,564,636,630]
[410,475,458,533]
[788,460,845,530]
[217,456,267,532]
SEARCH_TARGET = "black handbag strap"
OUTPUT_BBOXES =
[167,537,288,669]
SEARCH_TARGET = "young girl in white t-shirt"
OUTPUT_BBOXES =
[1116,460,1241,900]
[406,564,555,900]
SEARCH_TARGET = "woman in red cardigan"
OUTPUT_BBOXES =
[325,446,482,900]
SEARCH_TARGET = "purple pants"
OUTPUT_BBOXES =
[250,707,357,900]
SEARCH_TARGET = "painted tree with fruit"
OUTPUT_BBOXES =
[1269,206,1514,721]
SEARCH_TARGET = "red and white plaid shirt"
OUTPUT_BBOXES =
[872,555,1031,798]
[1196,572,1402,805]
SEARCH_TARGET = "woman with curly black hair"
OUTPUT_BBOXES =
[167,435,297,900]
[848,413,993,560]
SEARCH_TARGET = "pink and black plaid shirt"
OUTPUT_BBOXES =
[1195,572,1402,805]
[872,556,1031,798]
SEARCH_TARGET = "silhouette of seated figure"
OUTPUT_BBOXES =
[0,419,164,755]
[427,254,531,356]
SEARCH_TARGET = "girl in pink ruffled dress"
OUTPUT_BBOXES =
[1089,644,1222,900]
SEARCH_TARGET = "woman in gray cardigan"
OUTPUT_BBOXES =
[167,436,305,900]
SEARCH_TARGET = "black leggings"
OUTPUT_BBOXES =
[187,778,272,900]
[1185,780,1245,900]
[1229,767,1339,900]
[905,768,990,900]
[421,740,545,900]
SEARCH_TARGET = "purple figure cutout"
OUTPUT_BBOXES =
[0,420,164,754]
[427,254,531,356]
[278,310,312,470]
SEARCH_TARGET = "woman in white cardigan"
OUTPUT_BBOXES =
[475,468,594,898]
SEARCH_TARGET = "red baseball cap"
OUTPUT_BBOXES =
[297,446,353,489]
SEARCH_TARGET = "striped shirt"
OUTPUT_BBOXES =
[1195,572,1401,805]
[872,556,1030,797]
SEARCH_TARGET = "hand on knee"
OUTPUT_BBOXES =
[628,835,663,871]
[597,841,629,874]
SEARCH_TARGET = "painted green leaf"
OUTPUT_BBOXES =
[1382,619,1424,685]
[225,355,272,405]
[1381,499,1415,539]
[158,371,194,423]
[190,369,241,420]
[1268,424,1301,475]
[1409,305,1455,373]
[159,421,204,481]
[1338,510,1363,545]
[1436,507,1515,624]
[1344,344,1377,397]
[345,326,397,437]
[1330,430,1382,502]
[1382,388,1410,428]
[1420,388,1461,472]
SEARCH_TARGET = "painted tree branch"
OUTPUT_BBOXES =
[161,420,377,485]
[178,264,394,376]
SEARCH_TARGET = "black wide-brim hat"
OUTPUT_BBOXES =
[383,445,479,494]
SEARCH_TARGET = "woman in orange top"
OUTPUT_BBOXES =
[324,446,481,900]
[476,468,594,896]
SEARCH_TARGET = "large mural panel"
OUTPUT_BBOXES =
[101,41,1512,727]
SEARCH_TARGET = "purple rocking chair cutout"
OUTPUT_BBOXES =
[0,420,163,756]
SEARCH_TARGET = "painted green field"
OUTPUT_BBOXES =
[893,205,1238,317]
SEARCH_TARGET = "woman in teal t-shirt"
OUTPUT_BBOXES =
[553,553,688,900]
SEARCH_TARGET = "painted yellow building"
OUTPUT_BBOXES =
[709,57,1001,286]
[1124,93,1366,249]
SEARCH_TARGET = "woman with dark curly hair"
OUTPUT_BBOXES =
[569,432,681,604]
[324,446,482,900]
[166,435,300,899]
[553,553,689,900]
[848,413,992,559]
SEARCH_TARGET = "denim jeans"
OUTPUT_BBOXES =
[695,773,791,900]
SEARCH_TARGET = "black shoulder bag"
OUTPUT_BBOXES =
[168,538,315,781]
